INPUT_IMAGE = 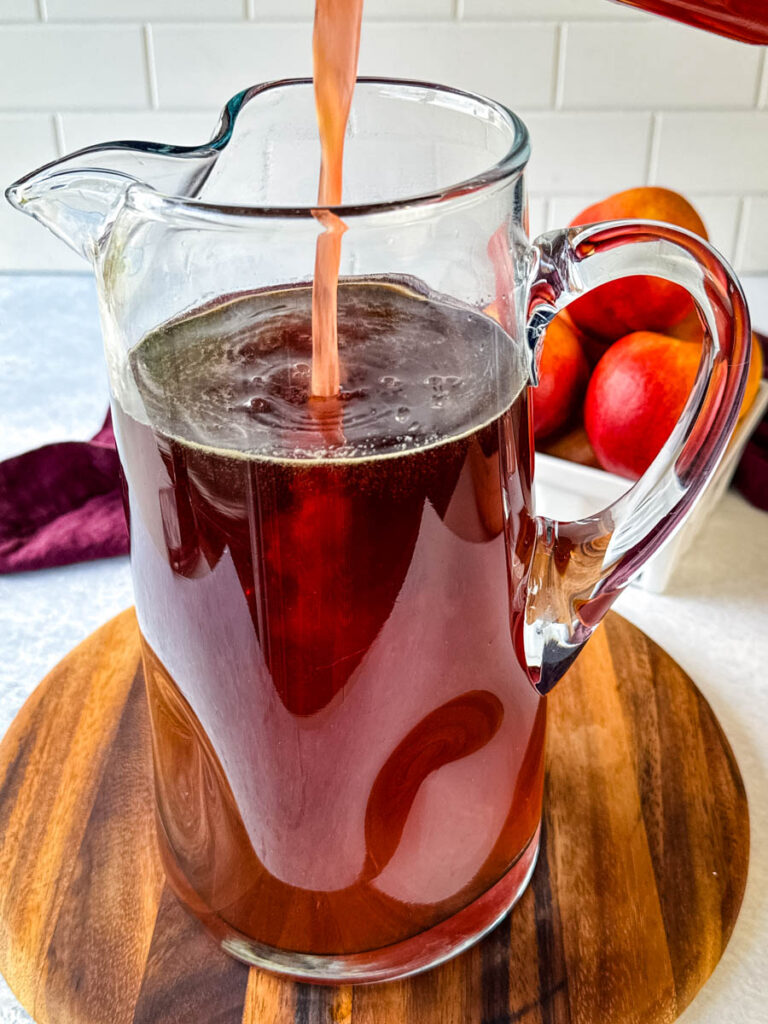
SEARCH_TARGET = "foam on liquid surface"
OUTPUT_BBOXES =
[128,278,524,462]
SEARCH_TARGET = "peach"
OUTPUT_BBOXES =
[664,318,762,422]
[740,333,764,422]
[584,331,701,479]
[567,188,708,342]
[666,305,704,342]
[532,311,590,439]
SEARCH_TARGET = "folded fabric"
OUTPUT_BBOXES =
[0,411,128,574]
[733,332,768,512]
[734,417,767,510]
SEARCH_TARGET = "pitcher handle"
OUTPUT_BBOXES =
[522,219,751,694]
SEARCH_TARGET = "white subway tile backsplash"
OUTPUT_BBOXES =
[547,194,598,230]
[60,111,217,152]
[246,0,304,16]
[740,197,768,273]
[684,195,741,262]
[0,4,764,271]
[248,0,452,18]
[358,24,557,110]
[153,23,312,108]
[563,21,762,109]
[47,0,244,19]
[0,113,83,270]
[463,0,643,19]
[0,0,37,21]
[522,112,652,192]
[356,0,453,17]
[153,22,557,111]
[528,196,548,238]
[0,113,58,183]
[0,206,83,270]
[0,26,149,110]
[655,113,768,193]
[757,50,768,107]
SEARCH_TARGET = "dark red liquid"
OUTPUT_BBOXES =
[616,0,768,43]
[114,279,545,958]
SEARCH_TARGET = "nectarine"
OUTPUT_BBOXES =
[656,321,761,421]
[568,188,708,342]
[739,333,764,422]
[532,312,590,439]
[584,331,701,479]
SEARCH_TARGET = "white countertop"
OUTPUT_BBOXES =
[0,274,766,1024]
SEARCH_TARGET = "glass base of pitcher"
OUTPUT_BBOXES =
[193,824,541,986]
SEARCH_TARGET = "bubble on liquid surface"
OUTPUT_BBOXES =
[128,278,523,460]
[244,396,273,418]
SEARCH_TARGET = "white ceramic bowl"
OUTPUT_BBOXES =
[534,381,768,593]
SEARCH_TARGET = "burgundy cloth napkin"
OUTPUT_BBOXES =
[0,411,128,573]
[734,331,768,511]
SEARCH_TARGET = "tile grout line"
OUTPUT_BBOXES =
[553,22,567,110]
[732,197,750,272]
[35,0,47,22]
[546,197,558,232]
[53,112,66,156]
[644,112,662,186]
[143,24,160,110]
[540,197,552,235]
[756,48,768,108]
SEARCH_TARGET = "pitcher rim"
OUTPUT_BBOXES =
[8,77,531,221]
[197,77,532,218]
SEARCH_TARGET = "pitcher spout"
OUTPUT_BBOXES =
[5,133,221,262]
[5,82,329,262]
[7,167,142,261]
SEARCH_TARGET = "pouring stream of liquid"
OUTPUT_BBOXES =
[311,0,365,399]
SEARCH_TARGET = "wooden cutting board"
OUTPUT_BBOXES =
[0,610,748,1024]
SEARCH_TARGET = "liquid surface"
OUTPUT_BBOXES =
[116,282,543,959]
[129,278,523,461]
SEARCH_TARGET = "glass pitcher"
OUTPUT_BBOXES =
[6,79,750,984]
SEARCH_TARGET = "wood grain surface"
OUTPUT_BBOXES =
[0,609,749,1024]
